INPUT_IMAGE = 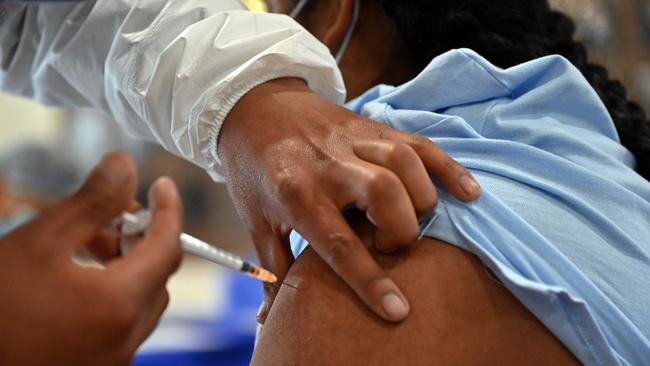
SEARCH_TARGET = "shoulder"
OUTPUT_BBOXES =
[253,219,578,365]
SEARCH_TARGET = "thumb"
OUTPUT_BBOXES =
[252,226,294,325]
[45,152,137,252]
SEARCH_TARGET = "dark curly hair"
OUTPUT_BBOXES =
[379,0,650,180]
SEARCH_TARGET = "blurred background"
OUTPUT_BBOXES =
[0,0,649,365]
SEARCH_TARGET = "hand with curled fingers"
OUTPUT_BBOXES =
[219,78,481,324]
[0,153,183,366]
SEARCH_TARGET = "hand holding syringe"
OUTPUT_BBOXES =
[113,210,277,283]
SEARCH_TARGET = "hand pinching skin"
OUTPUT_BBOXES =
[220,78,480,324]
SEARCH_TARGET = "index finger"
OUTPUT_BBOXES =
[295,203,410,322]
[109,177,183,294]
[388,130,481,201]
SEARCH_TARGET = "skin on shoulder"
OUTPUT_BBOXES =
[251,214,579,365]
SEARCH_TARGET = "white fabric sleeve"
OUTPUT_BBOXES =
[0,1,346,181]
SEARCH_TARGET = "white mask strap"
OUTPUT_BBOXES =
[335,0,360,64]
[290,0,360,65]
[289,0,310,18]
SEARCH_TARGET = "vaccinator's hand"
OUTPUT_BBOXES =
[220,78,480,324]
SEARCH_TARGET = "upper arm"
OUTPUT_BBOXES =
[252,219,578,365]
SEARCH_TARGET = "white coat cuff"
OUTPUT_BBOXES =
[200,30,345,182]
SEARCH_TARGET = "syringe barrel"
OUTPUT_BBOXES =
[118,210,247,272]
[180,233,244,271]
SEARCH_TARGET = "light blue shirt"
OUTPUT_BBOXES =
[291,49,650,365]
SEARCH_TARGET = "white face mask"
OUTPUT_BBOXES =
[290,0,360,65]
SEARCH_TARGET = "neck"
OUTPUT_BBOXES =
[338,1,417,100]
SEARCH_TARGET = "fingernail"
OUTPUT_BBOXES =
[256,302,268,323]
[148,179,163,211]
[366,212,377,226]
[460,175,480,196]
[98,155,130,187]
[381,293,409,320]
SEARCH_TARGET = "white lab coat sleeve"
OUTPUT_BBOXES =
[0,1,346,181]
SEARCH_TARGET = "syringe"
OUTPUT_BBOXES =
[114,210,277,283]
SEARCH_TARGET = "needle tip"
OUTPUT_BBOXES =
[247,264,278,283]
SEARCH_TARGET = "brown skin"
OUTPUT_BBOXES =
[270,0,418,98]
[0,0,467,361]
[252,216,580,365]
[0,153,183,366]
[219,2,482,324]
[251,0,580,363]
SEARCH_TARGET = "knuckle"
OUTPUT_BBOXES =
[329,159,354,181]
[444,155,459,172]
[272,168,306,201]
[367,170,400,199]
[410,135,432,149]
[416,186,438,213]
[418,194,438,214]
[387,143,418,167]
[74,183,120,217]
[364,274,392,294]
[325,232,354,262]
[378,229,418,252]
[103,152,134,171]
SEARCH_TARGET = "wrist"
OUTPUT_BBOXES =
[244,77,311,96]
[218,78,313,166]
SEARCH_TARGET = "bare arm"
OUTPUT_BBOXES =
[252,215,578,365]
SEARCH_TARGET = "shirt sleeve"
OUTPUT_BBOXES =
[0,1,346,181]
